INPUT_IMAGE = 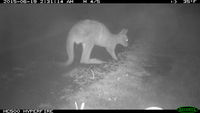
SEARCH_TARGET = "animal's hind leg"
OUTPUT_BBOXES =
[89,58,106,64]
[86,43,106,64]
[80,43,90,64]
[80,43,105,64]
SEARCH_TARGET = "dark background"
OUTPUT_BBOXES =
[1,5,200,63]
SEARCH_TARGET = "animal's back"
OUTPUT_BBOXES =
[68,20,108,44]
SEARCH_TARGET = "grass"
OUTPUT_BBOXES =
[60,50,151,109]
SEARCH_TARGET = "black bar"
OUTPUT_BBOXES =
[85,0,200,3]
[52,109,179,113]
[1,109,200,113]
[75,0,180,3]
[0,0,199,5]
[0,109,192,113]
[91,0,170,3]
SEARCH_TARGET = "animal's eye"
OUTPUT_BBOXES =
[126,38,128,42]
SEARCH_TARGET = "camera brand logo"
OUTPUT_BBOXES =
[177,106,198,113]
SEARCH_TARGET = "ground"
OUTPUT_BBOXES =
[55,50,200,109]
[0,49,200,109]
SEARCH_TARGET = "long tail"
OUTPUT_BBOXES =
[65,38,74,66]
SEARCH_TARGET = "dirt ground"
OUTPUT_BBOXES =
[0,48,200,109]
[57,51,200,109]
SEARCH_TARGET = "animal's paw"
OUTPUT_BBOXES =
[114,57,118,61]
[89,58,106,64]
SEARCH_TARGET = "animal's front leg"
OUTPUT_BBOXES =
[80,43,106,64]
[106,48,118,60]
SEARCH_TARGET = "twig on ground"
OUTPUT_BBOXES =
[90,69,95,79]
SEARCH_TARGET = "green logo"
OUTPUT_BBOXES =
[177,106,198,113]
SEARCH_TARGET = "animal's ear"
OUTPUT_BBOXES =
[120,28,128,34]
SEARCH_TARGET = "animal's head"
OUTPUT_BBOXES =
[117,28,128,47]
